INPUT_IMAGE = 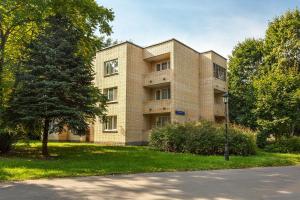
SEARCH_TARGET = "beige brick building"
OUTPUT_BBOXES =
[50,39,228,144]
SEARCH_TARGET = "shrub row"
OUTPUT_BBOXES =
[263,137,300,153]
[150,121,256,156]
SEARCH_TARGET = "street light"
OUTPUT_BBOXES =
[222,92,229,161]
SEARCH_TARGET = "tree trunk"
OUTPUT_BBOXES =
[42,118,50,157]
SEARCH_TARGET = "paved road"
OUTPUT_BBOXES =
[1,166,300,200]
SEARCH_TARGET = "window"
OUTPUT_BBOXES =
[156,63,161,71]
[156,116,170,127]
[161,62,168,70]
[104,87,117,102]
[155,90,161,100]
[161,88,170,99]
[155,88,170,100]
[213,63,226,81]
[155,60,170,71]
[104,116,117,131]
[104,59,118,76]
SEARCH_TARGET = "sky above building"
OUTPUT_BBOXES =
[97,0,299,58]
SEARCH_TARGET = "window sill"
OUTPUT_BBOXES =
[214,77,226,82]
[107,101,118,104]
[104,73,119,78]
[103,130,118,133]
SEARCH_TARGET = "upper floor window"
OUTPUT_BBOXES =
[155,88,171,100]
[213,63,226,81]
[104,116,117,131]
[156,60,170,71]
[104,87,117,102]
[104,59,118,76]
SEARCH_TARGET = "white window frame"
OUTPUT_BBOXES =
[155,87,171,100]
[155,60,170,71]
[104,59,118,76]
[156,116,170,127]
[104,116,117,131]
[103,87,118,102]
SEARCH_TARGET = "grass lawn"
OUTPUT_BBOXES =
[0,141,300,181]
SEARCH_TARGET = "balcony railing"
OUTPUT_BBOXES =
[213,78,227,92]
[144,69,171,87]
[144,99,171,114]
[214,103,225,116]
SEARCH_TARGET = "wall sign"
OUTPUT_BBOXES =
[175,110,185,115]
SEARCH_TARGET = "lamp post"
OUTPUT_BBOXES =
[222,92,229,161]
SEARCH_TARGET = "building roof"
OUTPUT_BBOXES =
[98,38,227,60]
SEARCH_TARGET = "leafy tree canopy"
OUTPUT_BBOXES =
[7,14,107,156]
[228,38,264,129]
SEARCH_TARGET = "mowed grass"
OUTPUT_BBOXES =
[0,141,300,181]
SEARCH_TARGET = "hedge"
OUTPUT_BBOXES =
[150,121,256,156]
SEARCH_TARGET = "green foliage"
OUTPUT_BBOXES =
[254,67,300,138]
[150,121,256,156]
[0,129,18,153]
[0,0,114,120]
[228,38,264,129]
[7,15,107,155]
[264,137,300,153]
[264,9,300,70]
[229,9,300,138]
[256,131,268,148]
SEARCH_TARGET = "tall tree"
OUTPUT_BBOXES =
[0,0,45,112]
[228,38,263,129]
[264,9,300,71]
[7,15,107,156]
[253,8,300,137]
[254,67,300,138]
[0,0,114,119]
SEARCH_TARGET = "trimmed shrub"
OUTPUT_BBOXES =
[0,129,18,154]
[150,121,257,156]
[226,126,256,155]
[264,137,300,153]
[150,123,188,152]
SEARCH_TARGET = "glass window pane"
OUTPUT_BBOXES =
[104,59,118,75]
[113,88,117,101]
[156,64,161,71]
[162,88,168,99]
[161,62,167,70]
[155,90,161,100]
[113,116,117,129]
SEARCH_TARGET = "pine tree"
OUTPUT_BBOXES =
[7,15,106,156]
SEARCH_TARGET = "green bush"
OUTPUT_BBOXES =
[256,131,268,148]
[0,129,18,154]
[264,137,300,153]
[150,121,257,156]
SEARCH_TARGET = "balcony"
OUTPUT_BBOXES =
[144,99,171,114]
[214,103,225,117]
[213,78,227,92]
[144,69,171,87]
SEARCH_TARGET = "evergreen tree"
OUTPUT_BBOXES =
[7,15,106,156]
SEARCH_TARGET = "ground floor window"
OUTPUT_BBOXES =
[156,116,170,127]
[104,116,117,131]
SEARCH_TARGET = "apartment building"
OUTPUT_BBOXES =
[49,39,228,144]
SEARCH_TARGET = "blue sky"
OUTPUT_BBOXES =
[97,0,299,58]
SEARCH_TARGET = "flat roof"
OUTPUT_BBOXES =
[98,38,227,60]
